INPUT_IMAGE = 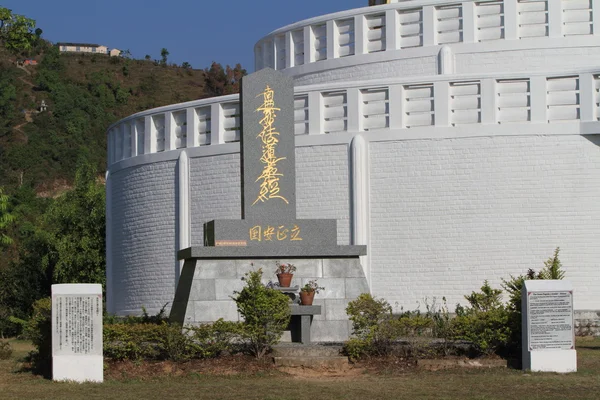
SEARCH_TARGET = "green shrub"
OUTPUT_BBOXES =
[450,282,511,356]
[344,294,397,359]
[24,297,52,367]
[0,341,13,360]
[500,247,567,355]
[346,293,392,338]
[451,308,511,355]
[231,269,290,359]
[104,304,169,325]
[103,323,168,360]
[188,319,244,358]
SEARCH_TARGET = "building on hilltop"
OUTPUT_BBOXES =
[106,0,600,339]
[57,42,121,57]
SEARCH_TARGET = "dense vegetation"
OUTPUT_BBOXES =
[0,7,246,337]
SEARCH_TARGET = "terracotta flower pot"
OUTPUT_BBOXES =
[277,273,293,287]
[300,290,315,305]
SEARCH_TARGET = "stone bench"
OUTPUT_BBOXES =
[289,305,321,344]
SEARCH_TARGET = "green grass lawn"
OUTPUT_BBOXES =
[1,338,600,400]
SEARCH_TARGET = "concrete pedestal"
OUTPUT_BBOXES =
[522,280,577,373]
[170,257,368,342]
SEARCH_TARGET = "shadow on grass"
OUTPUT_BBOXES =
[12,352,52,380]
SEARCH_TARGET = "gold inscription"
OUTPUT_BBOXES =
[252,85,288,206]
[249,224,302,242]
[291,225,302,241]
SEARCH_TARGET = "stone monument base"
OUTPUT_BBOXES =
[170,257,369,342]
[525,349,577,373]
[53,356,104,383]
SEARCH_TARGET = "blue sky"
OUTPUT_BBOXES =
[3,0,368,71]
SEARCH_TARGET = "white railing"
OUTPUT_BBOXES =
[107,70,600,166]
[254,0,598,71]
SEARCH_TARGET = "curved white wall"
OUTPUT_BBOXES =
[106,0,600,316]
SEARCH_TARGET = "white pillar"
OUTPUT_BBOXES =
[107,130,113,165]
[347,88,362,132]
[177,151,190,290]
[327,20,337,60]
[304,26,313,64]
[105,170,113,313]
[187,107,198,148]
[423,6,436,46]
[165,112,176,151]
[579,73,595,122]
[389,84,404,129]
[130,122,137,157]
[145,115,155,154]
[434,81,450,127]
[548,0,563,38]
[462,2,477,43]
[385,9,399,51]
[355,15,367,55]
[285,31,294,68]
[211,103,224,145]
[351,134,371,288]
[308,91,323,134]
[504,0,518,40]
[593,0,600,37]
[480,78,497,124]
[530,76,548,123]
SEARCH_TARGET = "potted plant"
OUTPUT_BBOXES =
[300,280,324,306]
[274,262,296,287]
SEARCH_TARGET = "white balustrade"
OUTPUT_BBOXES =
[253,0,599,71]
[107,70,599,166]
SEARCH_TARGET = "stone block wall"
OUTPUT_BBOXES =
[369,135,600,311]
[109,161,177,315]
[171,258,368,342]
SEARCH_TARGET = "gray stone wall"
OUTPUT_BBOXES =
[189,154,241,247]
[110,161,177,315]
[172,258,368,342]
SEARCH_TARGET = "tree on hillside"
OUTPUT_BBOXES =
[0,67,17,137]
[0,162,106,336]
[0,7,36,54]
[160,48,169,65]
[204,62,247,96]
[0,188,15,245]
[45,162,106,285]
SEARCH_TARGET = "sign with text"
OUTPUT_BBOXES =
[52,294,103,356]
[205,68,339,249]
[521,280,576,373]
[52,284,103,383]
[240,68,296,221]
[528,291,574,350]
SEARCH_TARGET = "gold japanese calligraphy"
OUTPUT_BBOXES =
[249,224,302,242]
[252,85,289,206]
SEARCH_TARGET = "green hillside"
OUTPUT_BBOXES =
[0,8,245,333]
[0,44,244,195]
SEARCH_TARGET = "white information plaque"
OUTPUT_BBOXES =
[528,291,574,351]
[522,280,576,373]
[52,284,103,383]
[52,294,103,356]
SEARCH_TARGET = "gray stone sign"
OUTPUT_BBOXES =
[204,68,343,252]
[240,68,296,220]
